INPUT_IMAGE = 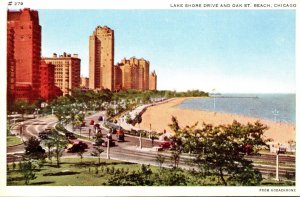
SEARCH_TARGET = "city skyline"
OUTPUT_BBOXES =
[39,9,295,93]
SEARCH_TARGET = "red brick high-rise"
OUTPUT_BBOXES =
[40,60,61,101]
[7,8,41,102]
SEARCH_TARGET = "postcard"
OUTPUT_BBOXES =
[0,0,299,196]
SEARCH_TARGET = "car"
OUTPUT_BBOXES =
[111,128,117,134]
[159,141,174,149]
[116,129,125,142]
[38,131,49,140]
[65,132,77,140]
[98,116,103,121]
[102,139,115,147]
[278,147,287,154]
[92,138,104,146]
[89,119,95,125]
[67,141,88,153]
[80,121,86,127]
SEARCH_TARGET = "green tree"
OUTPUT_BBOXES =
[77,149,84,164]
[18,160,39,185]
[92,147,104,166]
[156,154,165,169]
[46,131,67,167]
[24,137,45,160]
[196,121,269,186]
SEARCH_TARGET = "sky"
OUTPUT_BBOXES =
[39,10,295,93]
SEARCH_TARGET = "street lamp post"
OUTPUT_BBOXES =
[139,131,142,149]
[272,109,279,122]
[20,122,24,143]
[275,150,279,181]
[107,137,110,159]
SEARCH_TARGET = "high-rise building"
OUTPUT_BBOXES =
[89,26,114,90]
[43,53,81,95]
[7,8,41,101]
[114,64,122,91]
[80,77,89,89]
[7,27,16,102]
[40,60,60,100]
[116,57,152,91]
[138,58,149,90]
[149,71,157,90]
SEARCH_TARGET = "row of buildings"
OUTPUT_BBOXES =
[7,8,157,103]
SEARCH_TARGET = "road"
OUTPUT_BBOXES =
[7,113,295,179]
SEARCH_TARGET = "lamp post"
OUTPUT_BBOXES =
[211,89,216,111]
[20,122,24,143]
[107,136,110,160]
[275,150,279,181]
[272,109,279,122]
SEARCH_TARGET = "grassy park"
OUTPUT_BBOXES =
[7,135,23,147]
[7,157,295,186]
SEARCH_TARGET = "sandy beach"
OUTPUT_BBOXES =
[140,98,295,145]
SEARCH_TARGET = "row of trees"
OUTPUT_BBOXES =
[8,88,209,116]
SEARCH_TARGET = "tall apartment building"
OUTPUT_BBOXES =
[7,8,41,101]
[89,26,114,90]
[115,57,152,91]
[40,60,58,100]
[80,77,89,89]
[43,53,81,95]
[149,71,157,90]
[7,27,15,102]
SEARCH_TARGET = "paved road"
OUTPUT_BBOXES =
[7,113,296,178]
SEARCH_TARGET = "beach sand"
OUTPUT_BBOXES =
[140,97,295,144]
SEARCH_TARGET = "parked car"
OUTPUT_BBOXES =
[159,141,174,149]
[106,133,113,140]
[89,119,94,125]
[116,129,125,142]
[278,147,287,154]
[38,131,49,140]
[67,141,88,153]
[92,138,104,146]
[65,132,77,140]
[102,139,115,147]
[80,121,86,127]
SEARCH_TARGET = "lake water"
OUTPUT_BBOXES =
[177,94,295,124]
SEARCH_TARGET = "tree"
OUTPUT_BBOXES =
[46,131,67,167]
[24,137,46,160]
[168,117,269,186]
[92,147,104,166]
[156,154,165,169]
[195,121,269,186]
[43,138,54,162]
[18,160,39,185]
[77,149,84,164]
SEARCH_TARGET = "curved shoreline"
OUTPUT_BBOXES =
[140,97,295,144]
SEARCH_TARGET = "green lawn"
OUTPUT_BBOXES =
[7,157,295,186]
[7,135,23,146]
[7,158,159,186]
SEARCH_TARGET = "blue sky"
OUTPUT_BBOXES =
[39,10,295,93]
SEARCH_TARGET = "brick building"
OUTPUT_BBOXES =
[7,8,41,101]
[149,70,157,90]
[115,57,154,91]
[7,27,16,101]
[39,60,61,100]
[43,53,81,96]
[80,77,89,89]
[89,26,114,90]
